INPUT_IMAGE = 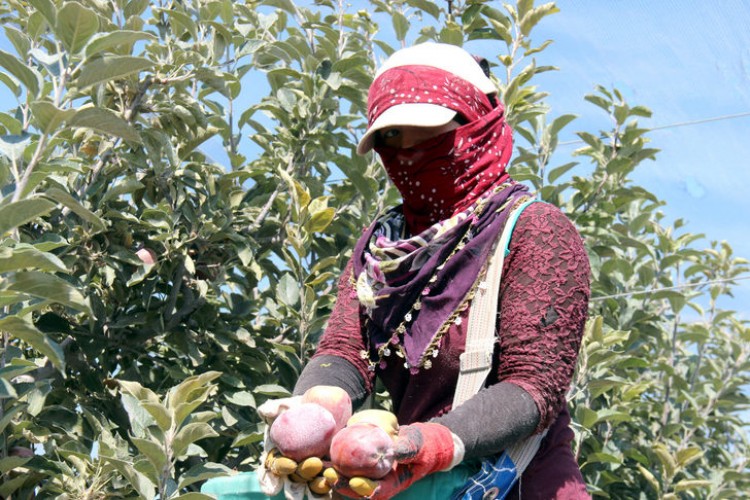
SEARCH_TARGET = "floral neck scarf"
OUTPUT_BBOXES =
[352,182,531,373]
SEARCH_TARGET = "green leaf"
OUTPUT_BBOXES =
[56,2,100,54]
[75,55,153,89]
[178,462,232,490]
[276,87,296,112]
[547,161,578,184]
[141,401,173,432]
[0,359,38,381]
[0,290,31,308]
[0,316,65,371]
[171,494,216,500]
[277,273,299,306]
[0,456,31,474]
[98,455,156,499]
[517,0,534,19]
[169,371,221,427]
[28,0,57,28]
[30,101,77,135]
[121,394,157,437]
[519,4,560,36]
[0,403,26,434]
[70,107,141,143]
[253,384,291,397]
[675,446,704,467]
[549,113,577,137]
[0,198,56,236]
[392,11,410,41]
[6,271,91,314]
[0,50,42,98]
[584,93,611,112]
[407,0,441,19]
[119,380,160,404]
[5,27,30,61]
[439,25,464,46]
[124,0,149,18]
[487,18,512,45]
[636,464,660,494]
[131,436,167,473]
[0,112,22,136]
[44,187,106,232]
[306,207,335,233]
[172,422,218,458]
[0,378,18,399]
[0,474,28,498]
[231,426,264,448]
[85,30,157,57]
[0,245,68,273]
[126,263,155,287]
[525,39,554,57]
[576,406,598,429]
[674,479,712,493]
[653,443,676,479]
[0,133,31,163]
[99,178,144,203]
[168,371,221,409]
[224,390,255,407]
[584,452,622,465]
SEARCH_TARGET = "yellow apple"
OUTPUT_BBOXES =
[346,409,399,439]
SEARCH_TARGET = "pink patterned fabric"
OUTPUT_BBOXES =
[369,66,512,233]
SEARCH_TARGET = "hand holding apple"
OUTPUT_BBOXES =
[257,386,354,497]
[331,420,462,499]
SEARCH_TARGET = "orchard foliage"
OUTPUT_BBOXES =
[0,0,747,498]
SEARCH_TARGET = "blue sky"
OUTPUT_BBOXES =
[520,0,750,316]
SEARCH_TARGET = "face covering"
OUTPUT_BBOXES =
[369,65,513,233]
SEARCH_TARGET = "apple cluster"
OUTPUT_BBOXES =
[267,386,400,496]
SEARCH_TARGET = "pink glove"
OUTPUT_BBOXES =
[336,422,464,499]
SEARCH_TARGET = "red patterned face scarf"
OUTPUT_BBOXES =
[370,65,513,233]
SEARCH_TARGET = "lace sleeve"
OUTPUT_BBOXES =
[310,259,376,394]
[497,202,590,431]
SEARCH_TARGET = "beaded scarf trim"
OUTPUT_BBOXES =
[353,184,523,374]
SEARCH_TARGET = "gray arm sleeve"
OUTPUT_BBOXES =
[432,382,540,460]
[293,355,370,409]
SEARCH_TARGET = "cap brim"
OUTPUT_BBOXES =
[356,103,457,155]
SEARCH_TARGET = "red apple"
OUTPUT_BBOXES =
[269,403,337,462]
[302,385,353,432]
[330,423,396,479]
[136,248,157,265]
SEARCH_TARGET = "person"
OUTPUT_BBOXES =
[260,42,591,499]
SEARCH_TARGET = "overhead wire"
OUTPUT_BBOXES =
[558,111,750,146]
[592,276,750,301]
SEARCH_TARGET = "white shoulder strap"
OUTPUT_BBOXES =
[452,199,545,479]
[453,199,534,407]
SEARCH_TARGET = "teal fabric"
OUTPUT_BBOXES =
[200,471,284,499]
[391,462,482,499]
[503,199,538,257]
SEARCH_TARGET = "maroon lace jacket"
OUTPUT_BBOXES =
[305,201,591,498]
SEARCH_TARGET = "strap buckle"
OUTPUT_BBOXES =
[459,349,494,373]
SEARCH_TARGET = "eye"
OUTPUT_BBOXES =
[381,128,400,139]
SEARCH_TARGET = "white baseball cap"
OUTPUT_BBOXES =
[357,42,497,155]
